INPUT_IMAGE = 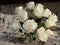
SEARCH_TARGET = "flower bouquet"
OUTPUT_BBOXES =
[7,1,58,45]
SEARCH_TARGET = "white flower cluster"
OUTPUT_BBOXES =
[8,1,58,42]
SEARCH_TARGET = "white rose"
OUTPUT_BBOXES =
[15,6,23,13]
[48,13,58,23]
[37,27,45,36]
[11,20,21,31]
[42,8,52,17]
[8,19,21,34]
[45,14,58,28]
[15,6,28,22]
[39,33,48,42]
[23,19,38,33]
[26,1,35,10]
[33,4,44,18]
[37,27,48,42]
[45,29,55,38]
[45,20,56,28]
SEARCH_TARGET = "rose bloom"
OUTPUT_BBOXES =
[15,6,28,22]
[15,6,23,13]
[45,14,58,28]
[42,8,52,17]
[9,19,21,33]
[45,29,55,38]
[26,1,35,10]
[37,27,48,42]
[33,4,44,18]
[48,14,58,23]
[23,19,38,33]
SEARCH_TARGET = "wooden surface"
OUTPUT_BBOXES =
[0,2,60,45]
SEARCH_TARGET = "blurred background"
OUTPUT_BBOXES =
[0,0,60,4]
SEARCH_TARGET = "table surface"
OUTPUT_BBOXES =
[0,2,60,45]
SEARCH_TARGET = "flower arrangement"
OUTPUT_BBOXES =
[8,1,58,45]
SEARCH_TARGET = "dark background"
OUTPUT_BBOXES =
[0,0,60,4]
